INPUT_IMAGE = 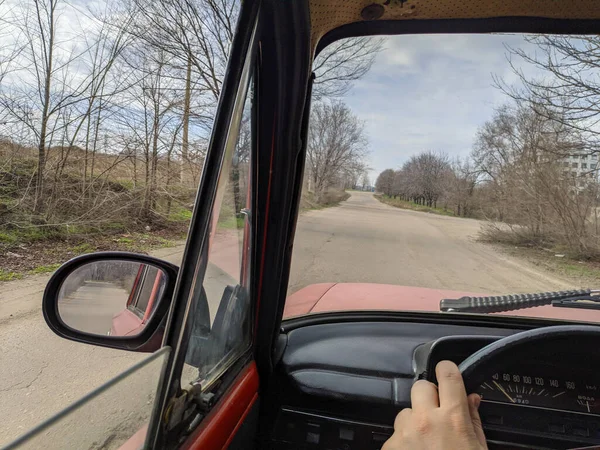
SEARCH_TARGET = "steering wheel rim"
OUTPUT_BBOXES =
[458,325,600,394]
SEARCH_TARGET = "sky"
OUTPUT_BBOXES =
[339,34,544,182]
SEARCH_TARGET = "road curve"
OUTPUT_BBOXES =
[289,191,570,295]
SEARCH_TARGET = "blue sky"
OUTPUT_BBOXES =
[340,34,542,181]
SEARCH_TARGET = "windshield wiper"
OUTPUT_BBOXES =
[440,289,600,313]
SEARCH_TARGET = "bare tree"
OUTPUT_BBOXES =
[446,157,477,217]
[471,101,600,254]
[360,172,370,189]
[307,100,369,203]
[312,37,385,99]
[385,152,452,207]
[0,1,24,91]
[472,103,576,181]
[472,103,559,230]
[121,0,239,191]
[0,0,383,252]
[115,44,181,218]
[499,35,600,152]
[412,152,451,208]
[24,0,58,212]
[129,0,235,103]
[0,0,133,215]
[375,169,395,196]
[123,0,384,206]
[180,55,193,183]
[129,0,385,143]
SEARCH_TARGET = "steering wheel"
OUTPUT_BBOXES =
[458,325,600,395]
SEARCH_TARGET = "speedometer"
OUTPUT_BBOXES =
[477,372,600,415]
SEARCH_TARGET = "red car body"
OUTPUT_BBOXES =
[284,282,600,323]
[110,265,165,337]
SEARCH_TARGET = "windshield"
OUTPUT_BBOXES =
[286,34,600,323]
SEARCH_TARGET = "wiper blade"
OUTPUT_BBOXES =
[440,290,600,313]
[551,296,600,310]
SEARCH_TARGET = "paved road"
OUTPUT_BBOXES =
[59,281,131,335]
[0,192,572,446]
[289,192,569,295]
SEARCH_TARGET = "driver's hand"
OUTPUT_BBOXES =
[383,361,487,450]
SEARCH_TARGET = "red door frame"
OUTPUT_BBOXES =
[181,362,259,450]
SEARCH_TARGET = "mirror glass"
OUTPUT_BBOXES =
[57,260,167,337]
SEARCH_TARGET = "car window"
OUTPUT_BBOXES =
[2,0,197,441]
[5,347,169,450]
[286,34,600,324]
[132,265,161,317]
[181,61,254,389]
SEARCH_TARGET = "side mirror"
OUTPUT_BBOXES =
[42,252,178,352]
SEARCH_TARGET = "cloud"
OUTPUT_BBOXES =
[339,34,544,179]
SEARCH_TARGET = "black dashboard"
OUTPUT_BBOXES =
[264,319,600,450]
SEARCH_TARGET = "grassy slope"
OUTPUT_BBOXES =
[0,229,186,281]
[0,152,195,279]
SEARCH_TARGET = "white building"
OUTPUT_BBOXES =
[562,152,599,189]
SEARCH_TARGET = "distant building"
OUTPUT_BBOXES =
[562,152,599,190]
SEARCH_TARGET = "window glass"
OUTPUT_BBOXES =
[134,266,160,315]
[7,348,169,450]
[287,34,600,325]
[181,67,254,388]
[1,0,199,440]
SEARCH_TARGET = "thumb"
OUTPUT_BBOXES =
[468,393,487,448]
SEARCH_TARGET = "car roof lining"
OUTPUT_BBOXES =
[310,0,600,54]
[315,16,600,55]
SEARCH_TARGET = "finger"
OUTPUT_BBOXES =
[468,393,487,447]
[394,407,412,431]
[411,379,439,411]
[436,360,470,412]
[395,408,413,439]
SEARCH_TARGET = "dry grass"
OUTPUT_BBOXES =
[0,143,196,282]
[300,189,350,211]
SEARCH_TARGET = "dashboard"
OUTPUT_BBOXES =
[418,334,600,447]
[265,319,600,450]
[478,369,598,415]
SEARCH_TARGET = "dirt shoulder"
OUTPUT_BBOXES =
[376,192,600,288]
[0,224,188,281]
[300,189,350,212]
[0,240,187,323]
[493,243,600,289]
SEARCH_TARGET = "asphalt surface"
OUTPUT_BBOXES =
[59,281,131,336]
[0,192,572,446]
[289,192,570,295]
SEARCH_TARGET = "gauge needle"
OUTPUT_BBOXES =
[493,380,516,403]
